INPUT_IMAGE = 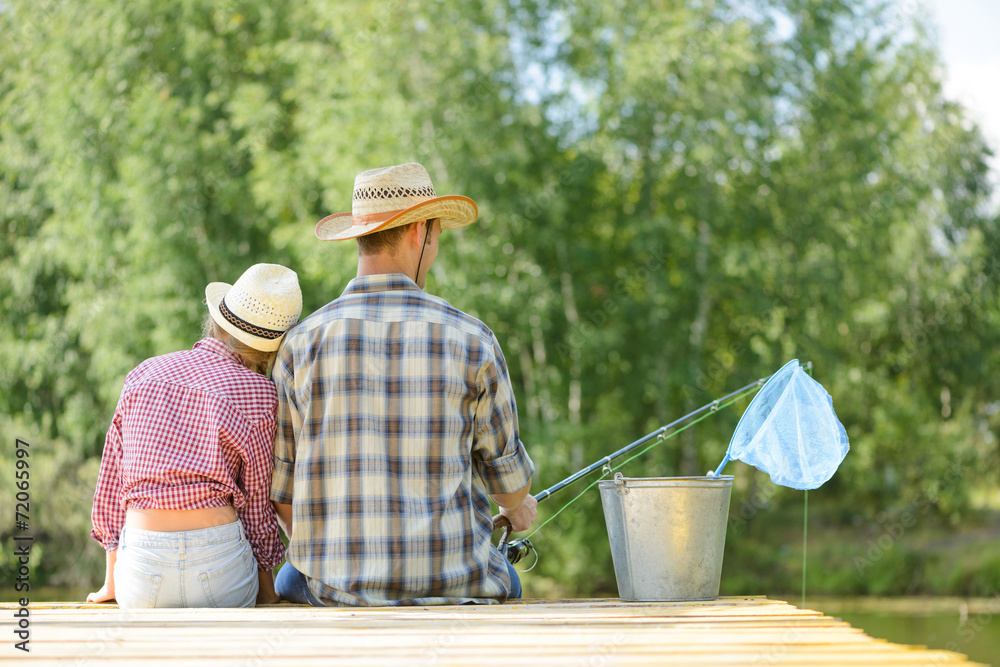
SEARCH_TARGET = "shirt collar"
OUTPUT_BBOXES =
[341,273,422,297]
[194,337,245,366]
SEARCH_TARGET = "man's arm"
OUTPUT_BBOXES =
[476,335,537,533]
[269,342,297,537]
[273,501,293,538]
[491,479,537,533]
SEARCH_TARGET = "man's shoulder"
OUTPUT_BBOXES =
[420,293,496,341]
[283,298,340,338]
[284,290,498,347]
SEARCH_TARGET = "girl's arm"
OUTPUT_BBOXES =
[87,550,117,603]
[257,569,279,605]
[89,391,128,604]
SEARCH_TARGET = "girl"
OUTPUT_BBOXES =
[88,264,301,608]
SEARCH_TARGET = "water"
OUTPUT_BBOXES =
[11,587,90,604]
[810,597,1000,667]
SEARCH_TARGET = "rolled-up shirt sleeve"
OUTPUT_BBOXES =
[270,342,298,505]
[472,337,535,495]
[237,417,285,570]
[91,393,128,552]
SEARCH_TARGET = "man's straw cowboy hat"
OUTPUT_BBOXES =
[205,263,303,352]
[315,163,478,241]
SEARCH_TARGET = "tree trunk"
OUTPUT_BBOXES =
[683,187,715,476]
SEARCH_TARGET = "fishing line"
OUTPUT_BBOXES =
[802,489,809,607]
[521,389,758,542]
[800,363,813,608]
[512,360,839,605]
[518,547,539,572]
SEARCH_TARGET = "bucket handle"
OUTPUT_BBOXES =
[613,472,629,495]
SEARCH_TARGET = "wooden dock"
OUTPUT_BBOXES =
[0,596,984,665]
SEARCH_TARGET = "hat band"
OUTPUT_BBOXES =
[219,297,285,340]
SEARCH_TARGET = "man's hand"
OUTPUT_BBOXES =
[495,493,538,533]
[273,501,293,538]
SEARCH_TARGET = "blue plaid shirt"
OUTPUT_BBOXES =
[271,274,534,606]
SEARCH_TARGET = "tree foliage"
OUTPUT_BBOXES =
[2,0,998,595]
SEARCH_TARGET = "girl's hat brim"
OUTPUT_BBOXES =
[205,282,285,352]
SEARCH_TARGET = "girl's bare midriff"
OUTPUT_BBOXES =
[125,506,237,532]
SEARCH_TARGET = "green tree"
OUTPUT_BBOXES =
[1,0,997,597]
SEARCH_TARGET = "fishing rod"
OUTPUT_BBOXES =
[493,374,774,564]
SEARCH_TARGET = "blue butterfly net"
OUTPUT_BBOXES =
[713,359,849,490]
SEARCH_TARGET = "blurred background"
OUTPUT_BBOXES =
[1,0,998,659]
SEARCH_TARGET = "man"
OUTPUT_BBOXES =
[270,163,537,606]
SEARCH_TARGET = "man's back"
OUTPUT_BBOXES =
[271,273,534,606]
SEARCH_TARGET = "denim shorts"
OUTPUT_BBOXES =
[115,520,259,608]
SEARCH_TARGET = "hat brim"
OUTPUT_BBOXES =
[315,195,478,241]
[205,282,284,353]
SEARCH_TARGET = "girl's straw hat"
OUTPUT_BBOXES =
[205,264,302,352]
[315,163,478,241]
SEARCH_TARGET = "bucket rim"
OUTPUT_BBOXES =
[597,474,734,488]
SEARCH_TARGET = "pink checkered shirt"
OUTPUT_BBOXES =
[90,338,284,570]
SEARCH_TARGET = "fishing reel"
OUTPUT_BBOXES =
[493,516,536,565]
[503,537,535,565]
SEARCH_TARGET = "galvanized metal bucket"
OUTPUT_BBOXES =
[598,474,734,601]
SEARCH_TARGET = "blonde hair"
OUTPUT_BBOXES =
[201,314,277,375]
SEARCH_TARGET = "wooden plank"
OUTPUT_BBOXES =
[2,651,981,667]
[0,597,984,667]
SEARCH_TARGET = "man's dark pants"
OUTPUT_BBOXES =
[274,559,523,605]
